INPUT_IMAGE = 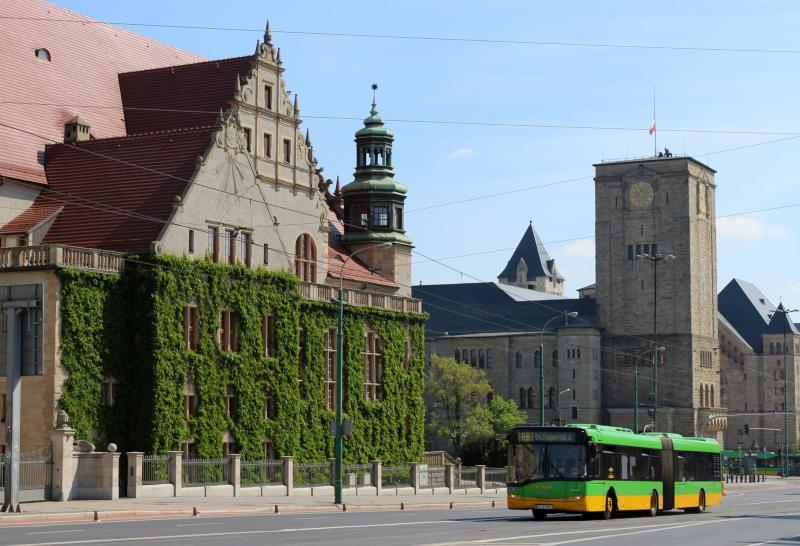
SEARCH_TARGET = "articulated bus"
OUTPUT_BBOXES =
[507,424,722,519]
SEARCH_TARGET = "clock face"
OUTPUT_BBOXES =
[629,181,654,208]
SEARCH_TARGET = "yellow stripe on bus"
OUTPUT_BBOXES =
[508,490,721,513]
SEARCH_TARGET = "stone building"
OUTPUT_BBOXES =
[419,156,726,442]
[0,0,423,461]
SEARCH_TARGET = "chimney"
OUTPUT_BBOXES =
[64,115,90,143]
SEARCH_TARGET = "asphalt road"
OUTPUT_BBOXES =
[1,485,798,546]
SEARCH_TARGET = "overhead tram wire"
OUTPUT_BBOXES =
[4,101,800,137]
[2,16,800,56]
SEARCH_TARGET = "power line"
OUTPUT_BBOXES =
[4,100,800,137]
[2,16,800,56]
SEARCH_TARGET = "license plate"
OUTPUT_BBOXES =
[535,504,553,510]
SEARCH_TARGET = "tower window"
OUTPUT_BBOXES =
[394,207,403,230]
[643,244,650,256]
[283,139,291,163]
[635,244,641,257]
[627,245,633,260]
[263,133,272,158]
[35,48,51,61]
[372,206,389,227]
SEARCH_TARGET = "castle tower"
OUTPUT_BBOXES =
[594,156,718,437]
[341,86,412,295]
[497,222,564,295]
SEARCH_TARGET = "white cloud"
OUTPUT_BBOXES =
[447,148,474,160]
[716,217,788,241]
[791,283,800,297]
[558,239,595,258]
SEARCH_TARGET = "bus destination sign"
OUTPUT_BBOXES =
[514,428,582,444]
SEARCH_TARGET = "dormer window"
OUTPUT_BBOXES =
[35,48,51,62]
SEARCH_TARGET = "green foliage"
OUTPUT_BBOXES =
[57,255,425,464]
[458,397,526,466]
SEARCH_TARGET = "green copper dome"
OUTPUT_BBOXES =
[355,101,394,138]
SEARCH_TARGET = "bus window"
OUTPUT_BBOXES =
[650,454,661,480]
[602,449,617,479]
[640,451,650,480]
[676,453,687,482]
[620,454,629,479]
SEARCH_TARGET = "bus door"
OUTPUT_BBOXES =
[660,438,674,510]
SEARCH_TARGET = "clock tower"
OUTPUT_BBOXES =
[594,156,719,437]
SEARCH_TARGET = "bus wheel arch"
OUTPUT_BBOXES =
[647,490,658,517]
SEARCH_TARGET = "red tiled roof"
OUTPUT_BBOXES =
[39,126,214,253]
[327,211,397,288]
[119,57,254,134]
[0,0,205,185]
[0,203,62,234]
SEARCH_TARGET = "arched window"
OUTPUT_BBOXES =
[699,385,705,406]
[461,349,468,364]
[527,388,534,410]
[552,350,559,367]
[704,384,710,407]
[35,48,51,61]
[294,234,316,282]
[776,342,782,355]
[478,349,485,369]
[515,351,523,368]
[454,350,460,363]
[769,342,775,355]
[470,349,476,367]
[519,388,526,409]
[486,349,493,368]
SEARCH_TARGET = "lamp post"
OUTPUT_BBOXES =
[634,346,665,433]
[636,252,675,430]
[539,312,579,426]
[556,388,572,425]
[334,241,391,504]
[771,305,798,477]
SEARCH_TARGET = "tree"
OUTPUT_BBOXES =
[425,354,525,461]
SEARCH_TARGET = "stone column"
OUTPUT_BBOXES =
[167,451,182,497]
[476,465,486,493]
[228,454,241,496]
[50,425,76,502]
[282,456,293,496]
[445,463,454,494]
[127,452,143,499]
[410,462,420,494]
[371,460,382,496]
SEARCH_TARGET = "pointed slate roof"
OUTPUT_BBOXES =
[765,304,799,335]
[498,223,563,282]
[718,278,776,354]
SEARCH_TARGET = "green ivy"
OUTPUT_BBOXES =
[57,256,425,464]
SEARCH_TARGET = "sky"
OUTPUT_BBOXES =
[54,1,800,306]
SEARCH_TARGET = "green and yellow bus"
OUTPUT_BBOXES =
[507,424,722,519]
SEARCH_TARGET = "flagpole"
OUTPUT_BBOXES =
[653,85,657,157]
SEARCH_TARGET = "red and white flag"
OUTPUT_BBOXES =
[649,119,656,135]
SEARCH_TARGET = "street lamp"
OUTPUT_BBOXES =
[633,346,665,433]
[539,311,579,426]
[770,305,798,477]
[334,241,392,504]
[556,388,572,425]
[636,252,675,429]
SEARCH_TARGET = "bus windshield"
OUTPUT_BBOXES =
[511,443,587,483]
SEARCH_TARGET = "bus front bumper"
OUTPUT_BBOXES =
[507,493,604,513]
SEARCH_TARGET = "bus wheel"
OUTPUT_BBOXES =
[647,491,658,517]
[602,493,615,520]
[532,510,547,521]
[686,491,706,514]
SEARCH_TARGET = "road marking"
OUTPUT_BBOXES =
[746,536,800,546]
[6,519,453,546]
[175,523,224,527]
[25,529,84,535]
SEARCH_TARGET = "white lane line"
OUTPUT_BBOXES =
[25,531,84,536]
[175,523,224,527]
[747,536,800,546]
[6,519,452,546]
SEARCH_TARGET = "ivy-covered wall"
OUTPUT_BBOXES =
[57,256,425,464]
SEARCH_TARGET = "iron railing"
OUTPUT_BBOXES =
[181,458,229,486]
[0,453,52,491]
[293,462,331,487]
[142,455,170,485]
[484,467,508,488]
[457,466,478,488]
[241,459,283,486]
[419,465,446,488]
[381,465,411,488]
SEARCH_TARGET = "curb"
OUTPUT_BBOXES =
[0,500,501,525]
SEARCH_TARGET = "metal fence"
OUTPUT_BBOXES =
[181,458,229,486]
[419,465,445,488]
[381,465,411,488]
[293,462,331,487]
[0,453,52,495]
[484,467,507,488]
[457,466,478,488]
[241,460,283,486]
[142,455,170,485]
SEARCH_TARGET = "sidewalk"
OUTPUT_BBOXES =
[0,490,507,524]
